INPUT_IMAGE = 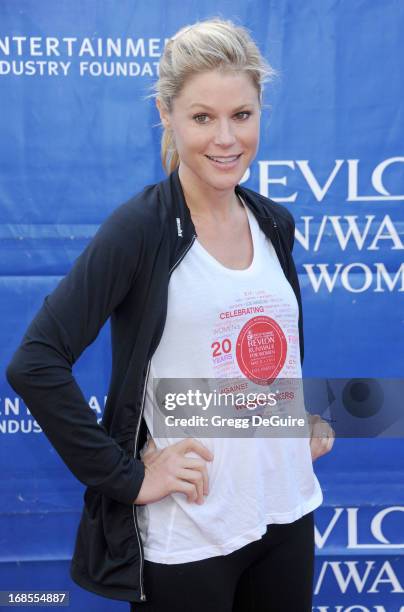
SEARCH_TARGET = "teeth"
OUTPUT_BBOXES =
[207,155,239,163]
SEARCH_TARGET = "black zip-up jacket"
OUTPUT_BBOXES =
[6,167,304,603]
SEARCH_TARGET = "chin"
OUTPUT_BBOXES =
[204,175,240,192]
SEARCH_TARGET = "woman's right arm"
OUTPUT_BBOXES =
[6,206,145,506]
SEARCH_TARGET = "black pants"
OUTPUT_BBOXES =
[130,510,315,612]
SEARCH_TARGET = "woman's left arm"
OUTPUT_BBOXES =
[282,207,335,461]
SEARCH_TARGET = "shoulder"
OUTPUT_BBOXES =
[94,182,165,256]
[103,183,163,232]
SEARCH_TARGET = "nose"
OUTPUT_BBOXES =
[213,119,236,147]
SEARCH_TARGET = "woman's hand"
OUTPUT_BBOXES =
[308,414,335,461]
[133,437,214,506]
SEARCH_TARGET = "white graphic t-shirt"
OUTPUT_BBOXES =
[137,203,323,564]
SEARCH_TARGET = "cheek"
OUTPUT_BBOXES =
[245,125,260,152]
[247,120,260,142]
[175,128,210,156]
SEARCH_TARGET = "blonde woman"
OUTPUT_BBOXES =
[7,17,334,612]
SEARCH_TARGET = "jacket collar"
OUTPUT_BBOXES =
[158,167,196,269]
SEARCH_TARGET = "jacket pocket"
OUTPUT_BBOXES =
[71,487,140,589]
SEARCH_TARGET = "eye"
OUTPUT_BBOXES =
[234,111,252,120]
[193,114,210,124]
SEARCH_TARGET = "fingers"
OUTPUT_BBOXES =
[176,438,214,462]
[182,457,209,495]
[177,468,206,504]
[174,479,202,504]
[310,425,335,461]
[325,429,335,451]
[136,438,213,505]
[166,439,212,503]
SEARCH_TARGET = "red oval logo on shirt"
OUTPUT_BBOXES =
[236,316,287,385]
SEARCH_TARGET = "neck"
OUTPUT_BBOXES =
[178,162,241,222]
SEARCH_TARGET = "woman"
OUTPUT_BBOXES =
[6,17,334,612]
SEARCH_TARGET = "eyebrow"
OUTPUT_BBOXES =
[189,103,254,112]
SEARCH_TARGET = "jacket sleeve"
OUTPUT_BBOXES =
[5,209,145,506]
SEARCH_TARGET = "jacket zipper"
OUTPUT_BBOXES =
[169,234,196,276]
[131,358,150,602]
[132,233,196,602]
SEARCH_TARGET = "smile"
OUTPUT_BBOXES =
[205,154,242,165]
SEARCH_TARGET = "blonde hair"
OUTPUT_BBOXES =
[149,18,277,174]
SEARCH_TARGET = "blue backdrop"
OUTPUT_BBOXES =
[1,1,403,610]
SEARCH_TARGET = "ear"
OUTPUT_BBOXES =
[156,98,171,130]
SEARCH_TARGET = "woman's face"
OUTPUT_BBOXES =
[158,69,261,195]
